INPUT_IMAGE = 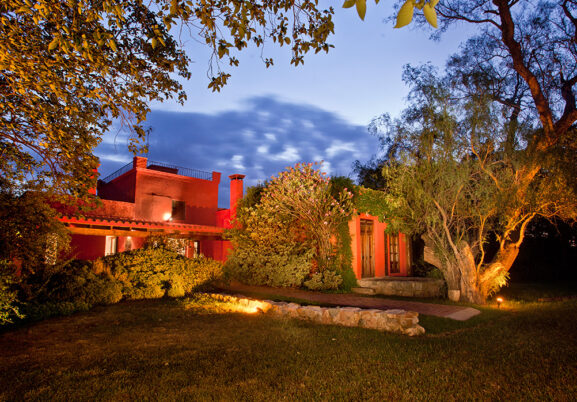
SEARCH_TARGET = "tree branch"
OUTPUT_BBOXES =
[493,0,557,146]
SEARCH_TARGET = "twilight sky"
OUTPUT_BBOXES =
[95,3,475,207]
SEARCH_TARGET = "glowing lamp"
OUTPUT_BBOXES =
[496,297,504,308]
[163,212,172,221]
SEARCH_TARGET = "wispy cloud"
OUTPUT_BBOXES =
[95,96,379,207]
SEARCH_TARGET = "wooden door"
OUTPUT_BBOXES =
[360,220,375,278]
[388,234,400,274]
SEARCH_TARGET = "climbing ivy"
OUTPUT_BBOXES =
[354,187,395,223]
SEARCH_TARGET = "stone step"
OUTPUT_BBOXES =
[351,287,376,295]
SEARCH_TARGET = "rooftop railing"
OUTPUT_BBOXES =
[101,162,132,183]
[100,159,213,183]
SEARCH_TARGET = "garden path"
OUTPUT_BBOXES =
[215,282,481,321]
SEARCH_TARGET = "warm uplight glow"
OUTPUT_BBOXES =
[163,212,172,221]
[496,297,504,308]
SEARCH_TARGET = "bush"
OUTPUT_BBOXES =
[13,244,222,323]
[225,205,314,287]
[0,261,23,325]
[103,246,222,300]
[411,259,444,279]
[304,270,343,290]
[21,301,92,322]
[338,267,358,291]
[25,259,123,307]
[224,245,313,288]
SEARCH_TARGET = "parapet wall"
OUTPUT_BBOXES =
[209,293,425,336]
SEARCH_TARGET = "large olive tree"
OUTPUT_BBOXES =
[376,65,576,304]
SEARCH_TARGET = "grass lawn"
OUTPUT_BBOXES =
[1,289,576,400]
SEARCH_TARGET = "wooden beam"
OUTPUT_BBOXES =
[65,225,223,238]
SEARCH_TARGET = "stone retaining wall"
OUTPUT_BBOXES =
[207,293,425,336]
[358,278,445,298]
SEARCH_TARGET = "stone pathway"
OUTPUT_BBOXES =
[215,282,481,321]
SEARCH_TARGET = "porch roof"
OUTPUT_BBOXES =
[58,215,224,238]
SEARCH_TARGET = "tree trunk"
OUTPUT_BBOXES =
[424,239,519,304]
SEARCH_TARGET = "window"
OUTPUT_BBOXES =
[172,200,186,221]
[167,238,187,256]
[125,236,133,251]
[387,234,400,274]
[44,233,58,265]
[193,241,200,257]
[105,236,118,256]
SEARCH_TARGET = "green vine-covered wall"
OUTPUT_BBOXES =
[354,187,393,223]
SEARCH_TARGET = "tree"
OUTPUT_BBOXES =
[0,178,70,271]
[434,0,577,144]
[1,0,336,197]
[375,64,576,304]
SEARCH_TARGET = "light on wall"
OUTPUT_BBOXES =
[163,212,172,221]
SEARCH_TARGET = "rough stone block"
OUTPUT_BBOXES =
[351,287,376,295]
[334,307,361,327]
[404,325,425,337]
[300,306,324,321]
[321,308,340,325]
[358,309,383,330]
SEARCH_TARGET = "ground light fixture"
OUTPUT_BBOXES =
[496,297,504,308]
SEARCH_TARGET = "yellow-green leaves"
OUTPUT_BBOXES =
[48,37,59,51]
[344,0,439,29]
[356,0,367,20]
[423,2,438,28]
[394,0,415,28]
[170,0,178,15]
[109,39,117,52]
[342,0,367,20]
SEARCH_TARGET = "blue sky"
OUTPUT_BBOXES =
[96,4,474,207]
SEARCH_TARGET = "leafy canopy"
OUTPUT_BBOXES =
[373,64,576,303]
[342,0,440,28]
[1,0,336,197]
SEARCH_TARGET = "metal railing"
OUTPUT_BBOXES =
[100,160,213,183]
[101,161,132,183]
[147,160,213,181]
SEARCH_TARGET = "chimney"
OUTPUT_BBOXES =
[229,174,245,220]
[133,156,147,169]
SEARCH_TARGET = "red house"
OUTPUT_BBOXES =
[58,156,243,261]
[58,156,410,281]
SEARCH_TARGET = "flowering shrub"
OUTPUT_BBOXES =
[225,163,355,289]
[259,162,355,272]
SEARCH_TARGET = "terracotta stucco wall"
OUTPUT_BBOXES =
[349,214,409,280]
[69,234,106,260]
[132,168,220,225]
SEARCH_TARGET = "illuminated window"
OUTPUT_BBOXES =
[193,240,200,257]
[125,236,133,251]
[167,238,187,256]
[45,233,58,265]
[105,236,118,256]
[172,200,186,221]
